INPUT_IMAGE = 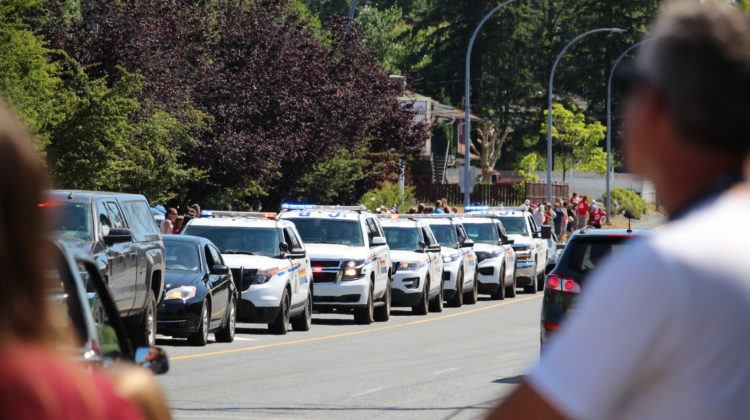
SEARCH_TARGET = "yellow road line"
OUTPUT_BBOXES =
[171,294,543,361]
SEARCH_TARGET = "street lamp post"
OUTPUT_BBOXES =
[606,41,645,223]
[348,0,359,20]
[546,27,626,204]
[464,0,521,207]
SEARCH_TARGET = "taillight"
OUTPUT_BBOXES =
[545,274,581,294]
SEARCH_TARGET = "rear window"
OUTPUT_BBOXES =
[464,223,498,245]
[429,224,456,247]
[51,202,93,240]
[562,237,630,280]
[383,227,421,251]
[183,225,281,257]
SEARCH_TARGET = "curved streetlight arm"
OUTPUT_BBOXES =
[546,27,626,203]
[464,0,520,207]
[606,40,646,222]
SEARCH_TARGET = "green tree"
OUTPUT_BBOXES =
[355,4,430,73]
[541,103,606,182]
[360,181,415,212]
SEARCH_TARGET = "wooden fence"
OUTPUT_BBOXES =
[414,183,569,207]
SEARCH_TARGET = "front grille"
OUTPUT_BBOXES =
[478,266,494,276]
[312,272,340,283]
[231,268,258,291]
[313,294,360,303]
[442,271,451,281]
[312,260,341,268]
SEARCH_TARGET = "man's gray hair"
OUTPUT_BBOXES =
[636,1,750,154]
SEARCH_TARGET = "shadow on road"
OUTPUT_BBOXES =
[155,337,212,347]
[492,375,525,385]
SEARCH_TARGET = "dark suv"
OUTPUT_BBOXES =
[47,190,166,346]
[540,228,649,346]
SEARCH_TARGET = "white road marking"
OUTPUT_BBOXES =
[232,337,257,341]
[431,367,458,376]
[352,386,387,397]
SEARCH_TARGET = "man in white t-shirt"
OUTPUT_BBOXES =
[487,3,750,419]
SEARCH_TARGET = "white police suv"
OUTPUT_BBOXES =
[491,207,549,294]
[413,215,478,307]
[182,212,313,335]
[379,216,444,314]
[460,216,517,300]
[278,205,391,325]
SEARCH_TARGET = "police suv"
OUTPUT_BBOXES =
[460,216,517,300]
[379,216,444,314]
[467,206,549,294]
[278,205,391,325]
[182,212,313,335]
[413,215,478,307]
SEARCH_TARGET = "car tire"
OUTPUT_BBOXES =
[412,277,429,315]
[215,295,236,343]
[130,290,157,347]
[187,301,210,346]
[373,281,391,322]
[464,272,478,305]
[490,266,506,300]
[537,271,545,292]
[448,270,464,307]
[429,281,443,313]
[354,283,375,325]
[269,290,290,335]
[506,268,517,298]
[291,289,313,332]
[524,262,538,294]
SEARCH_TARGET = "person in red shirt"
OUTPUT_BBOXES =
[570,193,579,206]
[576,196,589,229]
[0,104,146,420]
[588,205,606,229]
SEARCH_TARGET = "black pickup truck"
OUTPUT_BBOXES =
[47,190,166,346]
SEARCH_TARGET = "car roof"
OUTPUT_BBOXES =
[49,190,147,203]
[162,234,209,244]
[379,217,426,228]
[570,228,651,239]
[461,217,495,224]
[185,217,288,228]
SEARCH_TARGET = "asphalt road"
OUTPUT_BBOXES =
[157,293,543,420]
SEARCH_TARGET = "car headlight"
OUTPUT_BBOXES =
[252,268,281,285]
[513,245,530,252]
[343,260,365,279]
[442,254,461,263]
[398,261,421,271]
[476,251,502,262]
[165,286,197,301]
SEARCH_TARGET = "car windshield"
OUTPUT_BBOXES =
[383,227,421,251]
[285,218,364,247]
[50,202,94,240]
[429,224,456,247]
[183,225,281,257]
[499,217,528,236]
[464,223,498,245]
[563,237,629,280]
[164,241,201,271]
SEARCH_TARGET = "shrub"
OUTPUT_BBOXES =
[607,187,648,218]
[619,203,642,220]
[360,182,415,213]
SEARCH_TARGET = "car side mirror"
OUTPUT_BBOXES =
[287,248,306,259]
[532,231,541,239]
[461,238,475,248]
[556,243,566,250]
[279,242,290,253]
[134,346,169,375]
[104,228,133,245]
[541,226,552,240]
[370,236,387,247]
[417,240,427,251]
[426,244,441,253]
[503,238,515,245]
[210,264,229,275]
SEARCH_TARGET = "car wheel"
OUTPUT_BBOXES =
[187,301,210,346]
[537,271,545,292]
[506,268,517,298]
[291,289,313,331]
[465,272,478,304]
[354,283,375,324]
[269,290,290,335]
[215,295,236,343]
[449,270,464,307]
[429,281,443,313]
[490,266,506,300]
[524,262,538,294]
[412,277,429,315]
[130,290,157,347]
[374,281,391,322]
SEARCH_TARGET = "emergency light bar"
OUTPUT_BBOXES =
[465,205,528,213]
[280,203,368,212]
[210,211,277,219]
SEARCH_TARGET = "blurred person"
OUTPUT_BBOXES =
[565,202,576,232]
[417,203,426,214]
[451,206,459,214]
[434,200,445,214]
[172,215,184,234]
[531,204,543,227]
[425,207,434,214]
[190,203,201,217]
[569,192,579,206]
[0,104,147,419]
[488,3,750,419]
[161,208,177,234]
[553,203,566,236]
[407,207,417,214]
[223,203,232,211]
[575,195,589,229]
